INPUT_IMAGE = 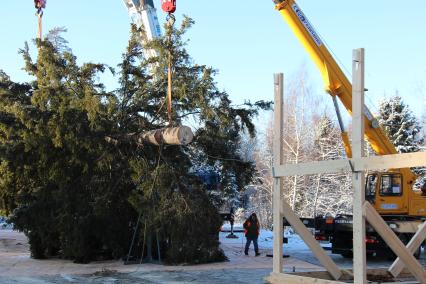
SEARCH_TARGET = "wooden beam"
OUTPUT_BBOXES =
[352,48,367,284]
[389,221,426,277]
[363,202,426,282]
[265,272,345,284]
[352,152,426,171]
[272,73,284,274]
[272,152,426,177]
[281,201,342,280]
[273,159,351,177]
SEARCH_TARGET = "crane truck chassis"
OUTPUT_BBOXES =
[308,214,424,259]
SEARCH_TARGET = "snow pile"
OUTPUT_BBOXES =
[220,222,244,232]
[0,216,13,230]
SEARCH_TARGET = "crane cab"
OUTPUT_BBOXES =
[366,172,426,216]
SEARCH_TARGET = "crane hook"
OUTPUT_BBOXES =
[166,13,176,27]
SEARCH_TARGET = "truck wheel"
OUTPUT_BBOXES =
[399,234,421,259]
[414,246,421,259]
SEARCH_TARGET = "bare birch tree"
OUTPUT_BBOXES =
[310,115,352,217]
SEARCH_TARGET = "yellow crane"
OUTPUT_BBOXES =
[273,0,425,258]
[273,0,423,217]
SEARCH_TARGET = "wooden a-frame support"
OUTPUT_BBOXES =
[266,49,426,284]
[389,221,426,277]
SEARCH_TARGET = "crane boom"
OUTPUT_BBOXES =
[273,0,416,184]
[122,0,162,58]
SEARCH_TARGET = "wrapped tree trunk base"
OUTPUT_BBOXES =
[138,126,194,146]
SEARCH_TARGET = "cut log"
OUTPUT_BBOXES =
[105,126,194,147]
[138,126,194,146]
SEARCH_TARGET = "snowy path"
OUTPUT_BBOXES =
[0,229,320,283]
[2,228,425,283]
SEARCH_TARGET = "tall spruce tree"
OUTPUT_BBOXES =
[377,94,425,185]
[0,18,269,264]
[117,18,269,264]
[0,37,136,262]
[378,94,423,153]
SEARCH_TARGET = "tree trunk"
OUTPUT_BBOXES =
[105,126,194,147]
[138,126,194,146]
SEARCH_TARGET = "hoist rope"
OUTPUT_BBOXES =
[166,13,175,126]
[37,14,42,39]
[34,0,46,39]
[167,56,173,125]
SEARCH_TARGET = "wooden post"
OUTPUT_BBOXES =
[352,48,367,284]
[272,73,284,274]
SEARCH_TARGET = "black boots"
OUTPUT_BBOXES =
[245,251,260,256]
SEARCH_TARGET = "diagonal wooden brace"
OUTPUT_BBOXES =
[281,200,342,280]
[389,221,426,277]
[363,202,426,283]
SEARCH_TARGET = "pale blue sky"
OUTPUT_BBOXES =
[1,1,425,119]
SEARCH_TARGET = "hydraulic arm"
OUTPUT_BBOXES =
[122,0,162,58]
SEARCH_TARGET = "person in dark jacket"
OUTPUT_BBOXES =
[243,213,260,256]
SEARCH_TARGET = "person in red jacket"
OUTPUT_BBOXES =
[243,213,260,256]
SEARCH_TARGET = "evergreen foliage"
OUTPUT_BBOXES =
[0,38,136,262]
[378,94,423,153]
[377,94,425,184]
[0,18,268,264]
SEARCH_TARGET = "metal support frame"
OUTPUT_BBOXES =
[267,49,426,284]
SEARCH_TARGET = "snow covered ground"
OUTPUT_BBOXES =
[0,228,321,283]
[220,224,426,271]
[220,223,311,252]
[1,227,425,283]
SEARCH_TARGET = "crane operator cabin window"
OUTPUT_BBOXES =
[366,174,377,200]
[380,174,402,196]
